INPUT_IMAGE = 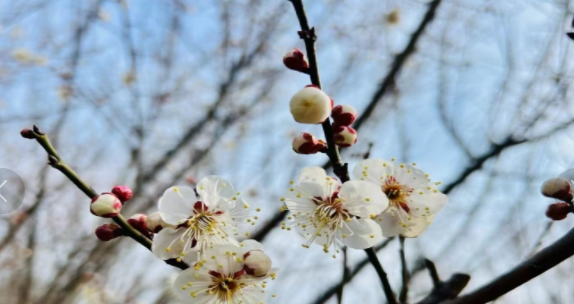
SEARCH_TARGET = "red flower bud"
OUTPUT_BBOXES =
[111,185,133,203]
[292,132,326,154]
[331,105,357,126]
[95,223,123,241]
[283,48,309,73]
[545,202,571,221]
[20,128,35,139]
[540,178,573,202]
[127,213,151,237]
[333,125,358,147]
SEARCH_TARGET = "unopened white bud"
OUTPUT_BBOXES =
[243,250,272,277]
[541,178,573,202]
[90,193,122,218]
[146,212,164,233]
[289,85,332,124]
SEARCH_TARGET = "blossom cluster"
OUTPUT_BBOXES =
[152,176,276,303]
[288,83,359,153]
[92,176,277,304]
[86,47,450,304]
[280,161,447,254]
[283,47,448,254]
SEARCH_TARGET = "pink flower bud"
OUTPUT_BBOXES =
[111,185,133,203]
[541,178,573,202]
[331,105,357,126]
[95,223,123,241]
[283,48,309,73]
[127,213,151,236]
[243,250,272,277]
[292,132,326,154]
[90,193,122,218]
[546,202,571,221]
[290,86,332,124]
[333,125,358,147]
[146,212,164,233]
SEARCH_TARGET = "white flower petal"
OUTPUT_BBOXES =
[219,197,250,224]
[152,227,187,260]
[298,166,327,185]
[285,183,324,212]
[401,215,434,238]
[173,267,212,302]
[181,248,202,265]
[158,186,195,225]
[376,210,407,238]
[396,164,429,189]
[409,190,447,216]
[299,181,330,198]
[202,244,244,274]
[339,180,389,217]
[197,175,237,207]
[353,159,390,183]
[241,239,264,252]
[340,219,383,249]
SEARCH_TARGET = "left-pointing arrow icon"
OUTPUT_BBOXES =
[0,169,25,215]
[0,180,7,203]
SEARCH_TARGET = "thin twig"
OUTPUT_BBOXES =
[312,238,395,304]
[424,259,441,287]
[287,0,346,180]
[399,237,410,304]
[24,126,189,270]
[365,247,398,304]
[337,247,350,304]
[415,259,470,304]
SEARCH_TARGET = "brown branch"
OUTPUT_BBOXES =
[415,259,470,304]
[442,226,574,304]
[23,126,189,270]
[312,238,395,304]
[287,0,347,181]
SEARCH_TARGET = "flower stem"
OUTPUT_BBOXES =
[287,2,396,302]
[399,236,409,303]
[287,0,347,182]
[365,247,398,304]
[31,130,153,250]
[29,129,190,269]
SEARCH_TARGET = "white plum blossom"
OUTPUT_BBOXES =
[152,176,255,263]
[173,241,277,303]
[353,159,447,238]
[281,167,388,255]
